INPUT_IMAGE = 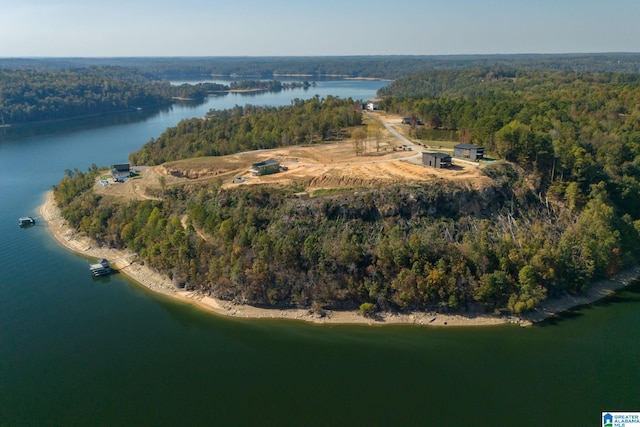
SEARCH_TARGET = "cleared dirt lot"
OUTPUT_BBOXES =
[95,114,491,201]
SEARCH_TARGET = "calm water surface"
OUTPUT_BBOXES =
[0,80,638,426]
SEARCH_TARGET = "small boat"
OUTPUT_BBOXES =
[18,217,35,227]
[89,259,112,277]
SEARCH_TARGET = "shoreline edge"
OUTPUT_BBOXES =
[39,190,639,327]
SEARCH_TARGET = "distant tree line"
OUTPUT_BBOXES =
[228,80,312,91]
[3,53,640,80]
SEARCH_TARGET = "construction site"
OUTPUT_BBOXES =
[94,111,492,201]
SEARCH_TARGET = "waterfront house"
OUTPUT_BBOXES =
[111,163,131,182]
[422,152,452,168]
[453,143,484,160]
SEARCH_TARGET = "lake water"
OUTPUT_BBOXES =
[1,79,639,426]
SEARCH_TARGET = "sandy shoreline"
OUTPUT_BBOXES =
[39,190,639,327]
[521,264,640,323]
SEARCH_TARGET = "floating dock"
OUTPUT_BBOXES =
[89,259,112,277]
[18,217,35,227]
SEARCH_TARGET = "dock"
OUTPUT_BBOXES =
[18,217,35,227]
[89,259,112,277]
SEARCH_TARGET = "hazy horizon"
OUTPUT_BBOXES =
[3,52,640,59]
[2,0,639,57]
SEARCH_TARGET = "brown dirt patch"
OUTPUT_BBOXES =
[94,112,491,202]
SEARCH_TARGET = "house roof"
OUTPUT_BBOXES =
[423,152,452,159]
[252,159,279,168]
[454,143,483,150]
[111,163,130,171]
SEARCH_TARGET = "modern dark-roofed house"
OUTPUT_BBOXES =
[402,117,424,125]
[111,163,131,182]
[251,159,280,176]
[422,152,452,168]
[453,143,484,160]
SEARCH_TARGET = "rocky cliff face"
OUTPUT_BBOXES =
[292,180,514,223]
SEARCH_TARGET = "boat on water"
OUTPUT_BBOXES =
[89,259,112,277]
[18,217,35,227]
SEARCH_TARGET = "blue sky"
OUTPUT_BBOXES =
[1,0,638,57]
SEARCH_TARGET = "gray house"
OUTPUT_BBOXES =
[422,152,452,168]
[453,143,484,160]
[111,163,131,182]
[251,159,280,176]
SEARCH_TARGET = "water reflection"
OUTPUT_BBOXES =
[0,107,168,143]
[536,279,640,327]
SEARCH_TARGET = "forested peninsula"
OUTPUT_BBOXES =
[0,67,309,126]
[0,67,174,125]
[51,68,640,318]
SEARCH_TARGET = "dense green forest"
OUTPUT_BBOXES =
[54,160,638,315]
[54,68,640,315]
[129,96,362,165]
[379,70,640,216]
[0,67,175,125]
